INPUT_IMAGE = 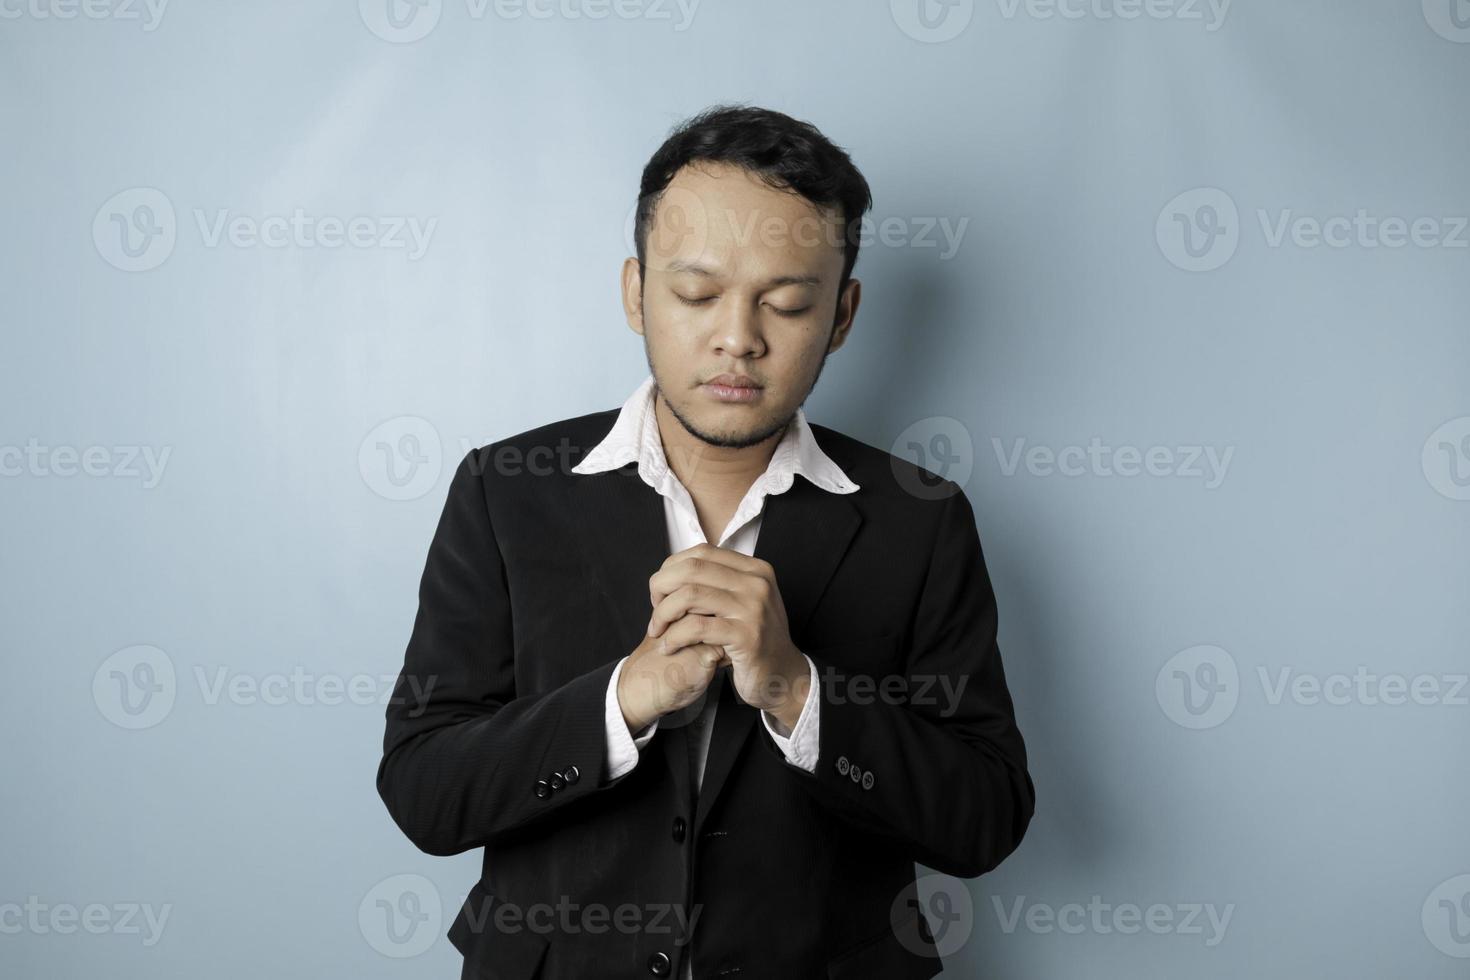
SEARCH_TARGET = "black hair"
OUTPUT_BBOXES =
[633,103,874,290]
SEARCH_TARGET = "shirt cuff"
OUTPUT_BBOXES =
[605,656,658,780]
[760,653,819,773]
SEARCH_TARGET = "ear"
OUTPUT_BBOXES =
[827,277,861,353]
[621,257,646,336]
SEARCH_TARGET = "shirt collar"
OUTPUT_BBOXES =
[570,373,859,497]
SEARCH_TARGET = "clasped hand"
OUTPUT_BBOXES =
[616,543,811,736]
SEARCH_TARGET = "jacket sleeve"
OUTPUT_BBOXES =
[761,480,1035,879]
[376,448,622,856]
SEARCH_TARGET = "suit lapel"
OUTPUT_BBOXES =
[569,464,695,808]
[568,463,671,658]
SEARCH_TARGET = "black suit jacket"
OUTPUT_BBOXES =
[377,406,1035,980]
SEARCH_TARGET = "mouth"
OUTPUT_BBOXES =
[701,375,764,404]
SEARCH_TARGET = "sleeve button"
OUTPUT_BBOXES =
[534,780,552,799]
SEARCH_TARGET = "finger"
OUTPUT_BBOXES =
[660,541,764,571]
[691,644,725,669]
[692,544,774,585]
[666,643,725,675]
[658,613,740,656]
[649,555,748,608]
[648,583,739,638]
[649,616,718,657]
[653,644,724,704]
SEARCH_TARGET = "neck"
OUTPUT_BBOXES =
[653,391,787,502]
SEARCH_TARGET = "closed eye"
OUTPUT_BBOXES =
[675,294,811,318]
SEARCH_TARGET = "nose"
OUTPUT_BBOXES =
[711,301,765,359]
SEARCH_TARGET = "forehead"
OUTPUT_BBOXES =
[645,161,844,283]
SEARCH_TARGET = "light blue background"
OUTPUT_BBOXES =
[2,1,1467,977]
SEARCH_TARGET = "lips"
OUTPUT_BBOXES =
[705,374,761,388]
[701,375,765,404]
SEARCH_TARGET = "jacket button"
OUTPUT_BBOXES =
[671,817,686,843]
[647,951,671,975]
[861,770,874,790]
[835,755,849,776]
[549,772,566,791]
[563,765,580,785]
[534,780,551,799]
[849,764,862,784]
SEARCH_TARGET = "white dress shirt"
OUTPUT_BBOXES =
[569,373,860,978]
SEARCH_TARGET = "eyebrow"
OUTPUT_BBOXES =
[665,260,822,289]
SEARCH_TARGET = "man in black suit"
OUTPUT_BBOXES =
[378,104,1034,980]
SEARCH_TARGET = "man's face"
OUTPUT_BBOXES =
[622,161,860,450]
